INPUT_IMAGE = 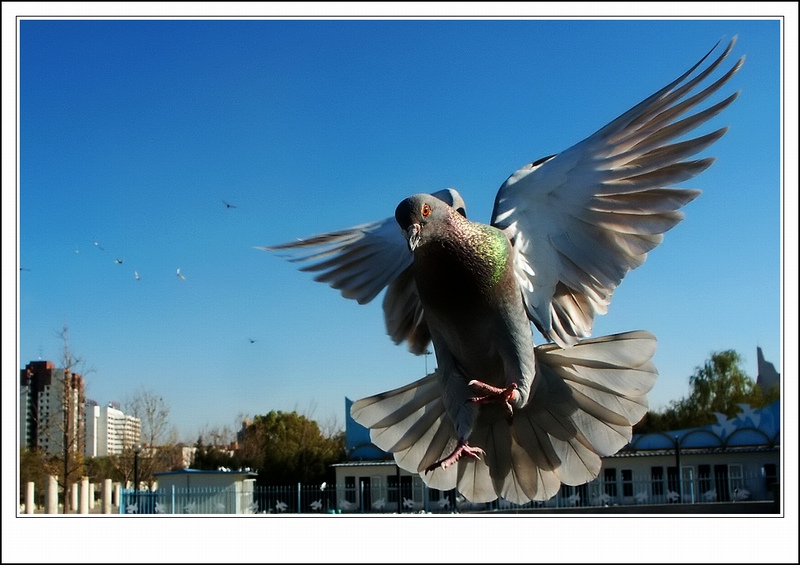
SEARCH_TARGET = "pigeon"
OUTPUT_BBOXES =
[275,500,288,512]
[310,499,323,511]
[134,270,140,281]
[176,268,186,280]
[223,200,237,209]
[263,39,742,505]
[115,258,124,264]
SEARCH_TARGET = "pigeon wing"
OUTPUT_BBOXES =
[262,188,467,353]
[490,37,743,347]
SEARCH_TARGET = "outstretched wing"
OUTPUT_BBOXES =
[491,37,743,348]
[261,188,467,353]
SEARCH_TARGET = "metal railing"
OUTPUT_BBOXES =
[120,471,778,514]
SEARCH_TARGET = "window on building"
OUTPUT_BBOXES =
[621,469,633,497]
[728,464,744,498]
[714,464,730,501]
[344,476,356,503]
[651,466,664,496]
[603,467,617,499]
[763,463,778,494]
[698,464,712,497]
[667,466,680,501]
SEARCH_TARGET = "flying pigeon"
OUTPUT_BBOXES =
[134,271,140,281]
[371,497,386,510]
[275,500,288,512]
[263,39,742,505]
[223,200,237,209]
[176,268,186,280]
[310,499,323,511]
[115,258,124,264]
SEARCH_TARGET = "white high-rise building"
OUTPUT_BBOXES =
[84,402,141,457]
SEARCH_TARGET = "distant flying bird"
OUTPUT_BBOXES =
[566,493,581,507]
[93,240,105,251]
[223,200,237,209]
[115,258,123,264]
[246,501,259,514]
[19,267,31,272]
[125,502,138,514]
[275,500,288,512]
[263,39,742,505]
[176,268,186,280]
[371,498,386,510]
[319,482,327,491]
[310,499,323,511]
[248,338,257,344]
[666,490,680,503]
[134,271,140,281]
[437,497,451,509]
[184,501,197,513]
[634,490,649,504]
[402,497,417,510]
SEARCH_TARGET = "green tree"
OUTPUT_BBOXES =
[635,349,779,433]
[238,411,346,486]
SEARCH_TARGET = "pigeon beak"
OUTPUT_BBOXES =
[405,224,421,251]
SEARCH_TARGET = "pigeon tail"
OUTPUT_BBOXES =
[350,330,657,505]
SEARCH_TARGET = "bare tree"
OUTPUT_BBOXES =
[35,324,90,512]
[123,387,174,487]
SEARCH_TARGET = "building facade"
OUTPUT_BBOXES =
[335,397,780,512]
[84,401,142,457]
[20,361,85,457]
[20,360,140,458]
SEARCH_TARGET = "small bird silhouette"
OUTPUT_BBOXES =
[310,499,323,511]
[93,240,105,251]
[248,338,257,344]
[275,500,288,512]
[176,268,186,280]
[223,200,237,209]
[115,258,124,264]
[134,271,140,281]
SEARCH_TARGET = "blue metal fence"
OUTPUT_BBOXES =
[120,470,777,514]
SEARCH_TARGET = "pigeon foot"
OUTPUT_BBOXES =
[424,439,485,473]
[468,381,518,417]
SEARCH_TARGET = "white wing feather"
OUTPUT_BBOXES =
[491,37,743,347]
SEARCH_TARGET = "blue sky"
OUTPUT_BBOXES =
[9,17,788,446]
[3,5,798,563]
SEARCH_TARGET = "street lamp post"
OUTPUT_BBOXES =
[133,443,141,510]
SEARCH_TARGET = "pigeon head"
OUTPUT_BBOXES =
[395,191,466,252]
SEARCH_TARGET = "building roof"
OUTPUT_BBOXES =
[153,469,257,477]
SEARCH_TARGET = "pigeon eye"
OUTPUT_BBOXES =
[421,204,431,218]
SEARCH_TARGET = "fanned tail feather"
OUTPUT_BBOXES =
[350,330,658,505]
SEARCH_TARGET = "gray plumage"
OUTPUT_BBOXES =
[261,38,742,504]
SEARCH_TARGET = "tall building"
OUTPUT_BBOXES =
[20,360,141,457]
[20,361,85,457]
[85,401,141,457]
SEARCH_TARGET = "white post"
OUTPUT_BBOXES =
[71,482,79,513]
[80,477,90,514]
[113,482,121,507]
[102,479,112,514]
[26,482,35,514]
[45,475,58,514]
[89,483,96,510]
